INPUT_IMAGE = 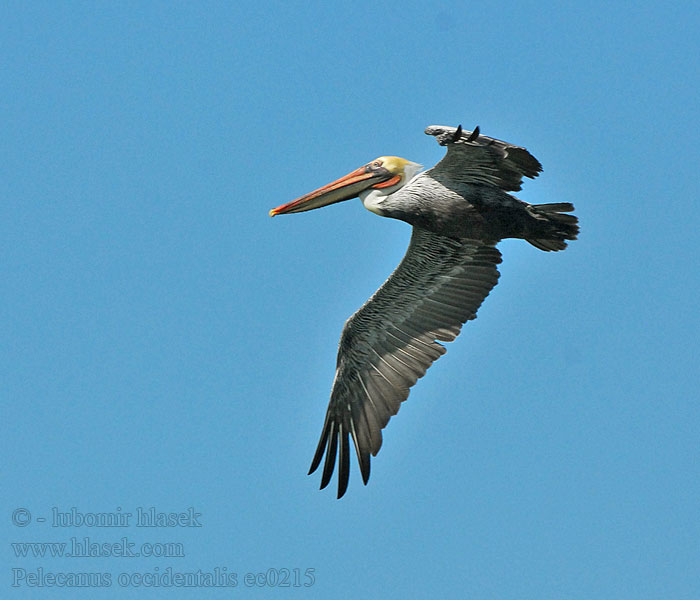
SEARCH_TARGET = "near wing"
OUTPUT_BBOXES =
[424,124,542,191]
[308,228,502,498]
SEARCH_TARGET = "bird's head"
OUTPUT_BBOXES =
[269,156,422,217]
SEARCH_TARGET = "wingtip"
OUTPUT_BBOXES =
[337,427,350,498]
[308,442,325,476]
[337,475,349,499]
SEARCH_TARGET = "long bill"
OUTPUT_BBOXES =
[269,166,394,216]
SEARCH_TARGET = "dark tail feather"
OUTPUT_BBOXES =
[527,203,579,252]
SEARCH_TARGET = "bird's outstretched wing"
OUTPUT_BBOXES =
[424,124,542,191]
[308,228,502,498]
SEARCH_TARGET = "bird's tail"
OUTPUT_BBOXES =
[526,203,579,252]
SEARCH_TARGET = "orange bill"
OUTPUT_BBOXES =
[269,165,393,216]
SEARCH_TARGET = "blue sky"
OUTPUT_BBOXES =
[2,1,698,598]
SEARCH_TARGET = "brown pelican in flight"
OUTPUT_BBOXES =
[270,125,578,498]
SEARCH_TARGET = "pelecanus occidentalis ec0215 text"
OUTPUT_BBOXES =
[270,125,579,498]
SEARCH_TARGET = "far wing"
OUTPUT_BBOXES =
[308,227,502,498]
[424,124,542,191]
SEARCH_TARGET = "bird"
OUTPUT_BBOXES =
[269,125,578,498]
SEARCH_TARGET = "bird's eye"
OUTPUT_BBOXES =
[372,161,381,168]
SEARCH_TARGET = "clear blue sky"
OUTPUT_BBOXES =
[3,2,698,598]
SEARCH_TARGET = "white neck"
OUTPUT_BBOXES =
[360,162,423,216]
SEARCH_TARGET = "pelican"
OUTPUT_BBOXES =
[270,125,578,498]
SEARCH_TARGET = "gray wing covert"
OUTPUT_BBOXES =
[424,124,542,191]
[308,227,502,498]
